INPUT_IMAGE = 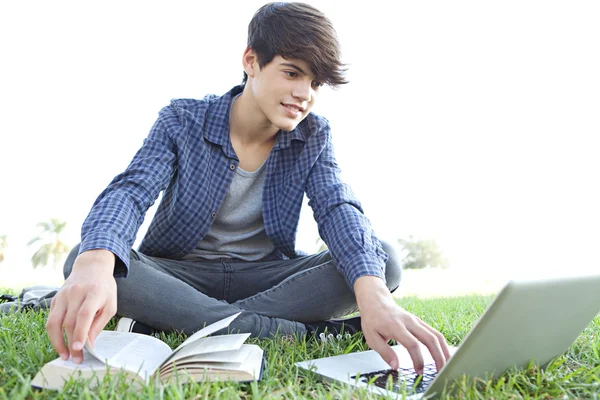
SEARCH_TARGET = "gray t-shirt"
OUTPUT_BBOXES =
[183,94,276,261]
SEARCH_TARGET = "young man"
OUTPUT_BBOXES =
[46,2,450,374]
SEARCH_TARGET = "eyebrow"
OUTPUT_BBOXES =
[280,62,307,76]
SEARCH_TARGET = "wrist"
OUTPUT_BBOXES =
[72,249,116,276]
[354,275,389,302]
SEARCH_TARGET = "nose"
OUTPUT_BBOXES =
[292,80,312,103]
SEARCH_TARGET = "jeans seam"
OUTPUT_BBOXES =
[223,262,232,301]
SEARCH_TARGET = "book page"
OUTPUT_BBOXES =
[87,331,172,380]
[169,343,253,364]
[31,348,110,390]
[164,333,250,366]
[175,312,242,351]
[158,344,263,383]
[55,347,107,369]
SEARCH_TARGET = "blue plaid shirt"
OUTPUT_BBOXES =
[80,85,388,289]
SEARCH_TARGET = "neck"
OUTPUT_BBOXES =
[229,86,279,145]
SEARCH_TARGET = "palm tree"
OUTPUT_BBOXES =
[0,235,7,264]
[28,219,71,268]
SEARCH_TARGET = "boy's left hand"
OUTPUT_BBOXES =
[354,276,451,374]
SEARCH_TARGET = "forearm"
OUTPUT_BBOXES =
[304,125,387,288]
[317,206,388,289]
[81,115,178,275]
[80,187,155,273]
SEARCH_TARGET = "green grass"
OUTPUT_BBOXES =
[1,293,599,399]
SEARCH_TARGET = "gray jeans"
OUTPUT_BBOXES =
[63,243,401,338]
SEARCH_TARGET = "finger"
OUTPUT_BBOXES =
[366,329,401,370]
[392,330,425,374]
[409,319,446,372]
[71,296,104,363]
[418,319,452,361]
[62,291,86,363]
[88,301,117,348]
[45,294,69,360]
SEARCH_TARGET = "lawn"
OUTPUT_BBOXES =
[1,293,599,399]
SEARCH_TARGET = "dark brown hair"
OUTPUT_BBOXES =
[243,2,348,88]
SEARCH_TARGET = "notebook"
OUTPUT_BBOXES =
[296,274,600,399]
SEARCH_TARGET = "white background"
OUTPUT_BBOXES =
[1,0,599,287]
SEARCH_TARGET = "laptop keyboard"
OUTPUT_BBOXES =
[351,363,438,394]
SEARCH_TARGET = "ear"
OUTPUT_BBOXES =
[242,47,259,78]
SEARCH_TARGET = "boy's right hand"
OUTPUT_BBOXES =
[46,249,117,364]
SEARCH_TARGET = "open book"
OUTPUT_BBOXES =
[32,312,264,390]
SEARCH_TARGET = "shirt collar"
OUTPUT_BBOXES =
[274,119,309,150]
[203,85,242,151]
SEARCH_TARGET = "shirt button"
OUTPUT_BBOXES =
[211,212,217,218]
[229,164,236,170]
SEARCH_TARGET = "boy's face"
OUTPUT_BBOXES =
[245,50,323,132]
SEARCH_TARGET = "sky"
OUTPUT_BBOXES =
[1,0,599,286]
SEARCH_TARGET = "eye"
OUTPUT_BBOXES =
[285,71,299,78]
[312,81,324,88]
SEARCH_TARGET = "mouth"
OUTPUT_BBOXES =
[282,103,305,114]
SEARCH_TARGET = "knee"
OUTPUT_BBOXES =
[380,240,402,293]
[63,243,81,279]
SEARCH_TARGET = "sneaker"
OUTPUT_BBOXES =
[115,317,156,336]
[318,332,353,343]
[305,315,362,338]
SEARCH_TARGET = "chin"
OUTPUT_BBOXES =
[275,117,304,132]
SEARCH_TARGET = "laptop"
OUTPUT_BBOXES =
[295,274,600,399]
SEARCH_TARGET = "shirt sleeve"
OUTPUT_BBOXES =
[304,124,389,291]
[79,110,179,277]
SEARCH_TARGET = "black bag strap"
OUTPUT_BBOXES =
[0,294,18,302]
